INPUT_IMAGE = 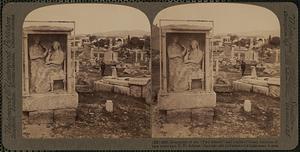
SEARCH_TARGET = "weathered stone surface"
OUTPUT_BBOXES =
[128,77,151,86]
[214,84,233,93]
[240,79,268,87]
[54,109,76,125]
[167,109,192,124]
[113,85,130,95]
[29,110,53,124]
[142,81,151,98]
[130,85,142,98]
[267,78,280,85]
[233,81,253,92]
[191,108,214,126]
[23,93,78,111]
[269,85,280,98]
[94,81,114,92]
[243,100,251,112]
[158,92,216,110]
[253,85,269,96]
[104,78,129,87]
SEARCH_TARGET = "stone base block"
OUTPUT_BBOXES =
[191,108,214,126]
[54,109,77,125]
[94,81,114,92]
[240,79,268,87]
[23,92,78,111]
[105,79,129,87]
[113,85,130,95]
[214,84,233,93]
[166,109,192,124]
[158,91,216,110]
[233,81,253,92]
[269,85,280,98]
[29,110,53,124]
[253,85,269,96]
[130,85,142,98]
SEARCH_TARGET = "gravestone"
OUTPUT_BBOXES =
[22,25,78,124]
[157,21,216,125]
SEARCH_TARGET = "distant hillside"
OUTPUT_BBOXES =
[93,30,150,37]
[216,30,280,38]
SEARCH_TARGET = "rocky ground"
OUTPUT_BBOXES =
[152,91,280,138]
[23,91,151,138]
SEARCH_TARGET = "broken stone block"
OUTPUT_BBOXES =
[105,100,113,112]
[94,81,114,92]
[166,109,192,124]
[269,85,280,98]
[244,100,251,112]
[130,85,142,98]
[246,79,269,87]
[214,84,233,93]
[54,109,76,125]
[105,79,129,87]
[253,85,269,96]
[29,110,54,124]
[233,81,253,92]
[191,108,214,126]
[113,85,130,95]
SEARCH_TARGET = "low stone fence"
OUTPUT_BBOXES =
[233,76,280,98]
[94,76,151,103]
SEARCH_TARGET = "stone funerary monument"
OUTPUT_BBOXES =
[22,24,78,125]
[158,20,216,125]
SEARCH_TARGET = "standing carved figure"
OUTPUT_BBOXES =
[167,37,186,92]
[29,37,48,93]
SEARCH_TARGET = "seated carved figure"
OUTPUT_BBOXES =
[175,40,203,91]
[34,41,65,93]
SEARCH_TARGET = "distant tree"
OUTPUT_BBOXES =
[269,36,280,47]
[129,37,141,49]
[229,35,238,41]
[143,36,150,49]
[89,35,97,42]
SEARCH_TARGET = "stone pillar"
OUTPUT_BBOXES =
[75,60,79,73]
[161,33,167,94]
[23,34,30,96]
[238,53,241,60]
[215,59,219,75]
[135,50,138,63]
[275,49,280,63]
[140,52,144,61]
[250,66,257,78]
[67,34,72,93]
[90,48,94,59]
[111,66,118,78]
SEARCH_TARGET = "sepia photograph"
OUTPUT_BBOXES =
[151,3,281,138]
[22,4,151,138]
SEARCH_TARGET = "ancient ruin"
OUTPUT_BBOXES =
[22,25,78,125]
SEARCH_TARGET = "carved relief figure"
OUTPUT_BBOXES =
[29,37,48,93]
[167,36,186,92]
[175,40,203,91]
[34,41,65,93]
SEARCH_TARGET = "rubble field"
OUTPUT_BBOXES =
[23,91,151,138]
[152,91,280,138]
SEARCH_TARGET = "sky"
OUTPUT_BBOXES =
[153,3,280,35]
[25,3,280,35]
[24,4,150,34]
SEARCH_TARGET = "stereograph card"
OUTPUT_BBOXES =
[1,0,298,150]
